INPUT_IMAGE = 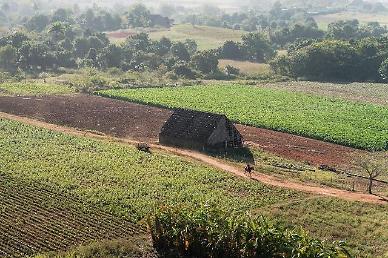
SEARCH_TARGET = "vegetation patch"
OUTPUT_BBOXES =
[98,84,388,151]
[148,206,349,258]
[0,82,74,96]
[0,174,142,257]
[0,118,387,257]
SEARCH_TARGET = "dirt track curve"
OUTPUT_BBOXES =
[1,112,386,205]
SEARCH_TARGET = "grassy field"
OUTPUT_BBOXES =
[314,11,388,30]
[0,82,74,96]
[149,24,246,50]
[260,81,388,106]
[98,84,388,151]
[1,118,387,257]
[219,59,272,76]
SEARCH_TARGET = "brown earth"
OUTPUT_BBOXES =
[0,94,173,142]
[1,111,386,205]
[238,125,358,168]
[0,94,357,167]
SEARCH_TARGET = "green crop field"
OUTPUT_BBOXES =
[149,24,246,50]
[1,118,387,257]
[0,82,74,96]
[98,84,388,151]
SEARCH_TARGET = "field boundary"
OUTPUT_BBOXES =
[1,111,386,205]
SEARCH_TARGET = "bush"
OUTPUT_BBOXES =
[147,206,351,258]
[224,65,240,76]
[172,63,197,79]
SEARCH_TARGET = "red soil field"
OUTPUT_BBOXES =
[0,94,357,167]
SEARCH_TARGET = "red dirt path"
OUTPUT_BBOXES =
[0,94,356,167]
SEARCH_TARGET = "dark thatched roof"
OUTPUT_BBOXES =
[160,109,226,143]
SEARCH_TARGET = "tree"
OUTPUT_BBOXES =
[241,33,275,62]
[191,50,219,74]
[184,39,197,55]
[155,37,171,56]
[25,14,50,32]
[220,41,243,60]
[74,38,90,57]
[171,42,190,62]
[0,45,17,72]
[379,58,388,81]
[327,20,360,40]
[49,22,66,41]
[127,4,151,28]
[357,154,387,194]
[52,8,73,23]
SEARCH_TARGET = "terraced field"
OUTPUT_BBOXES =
[1,118,387,257]
[98,84,388,151]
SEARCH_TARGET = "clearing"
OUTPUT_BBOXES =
[148,24,246,50]
[218,59,272,76]
[314,11,388,30]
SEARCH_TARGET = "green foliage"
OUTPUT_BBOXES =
[191,50,219,74]
[0,118,304,222]
[271,38,388,82]
[36,238,154,258]
[148,206,350,258]
[0,44,17,72]
[0,82,74,96]
[327,20,387,40]
[241,33,275,62]
[99,84,388,151]
[1,119,387,257]
[379,58,388,81]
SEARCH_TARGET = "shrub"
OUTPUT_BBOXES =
[147,206,351,258]
[224,65,240,76]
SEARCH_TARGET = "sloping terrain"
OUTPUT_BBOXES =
[0,175,146,257]
[0,94,358,167]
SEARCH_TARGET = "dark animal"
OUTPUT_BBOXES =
[245,164,254,176]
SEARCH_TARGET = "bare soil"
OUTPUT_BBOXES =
[0,94,361,167]
[0,94,173,142]
[238,125,358,168]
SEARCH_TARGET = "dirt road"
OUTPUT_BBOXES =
[1,112,386,205]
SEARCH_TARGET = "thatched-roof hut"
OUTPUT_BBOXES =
[159,109,243,151]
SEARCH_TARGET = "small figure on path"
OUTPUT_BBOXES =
[244,163,254,177]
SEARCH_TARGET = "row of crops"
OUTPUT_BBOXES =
[98,84,388,151]
[1,118,387,257]
[0,82,74,96]
[0,174,140,257]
